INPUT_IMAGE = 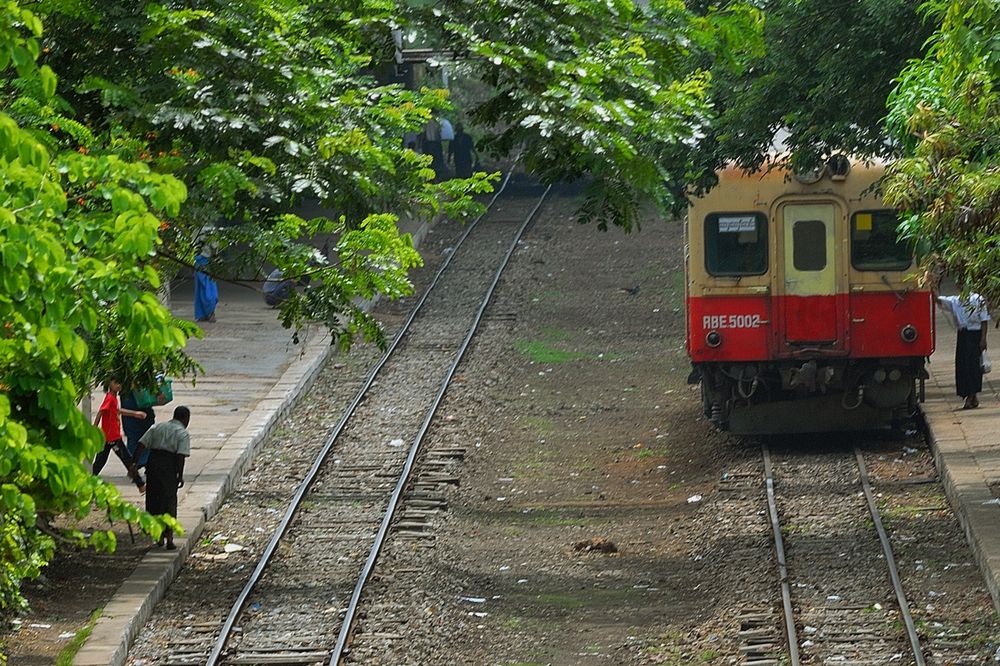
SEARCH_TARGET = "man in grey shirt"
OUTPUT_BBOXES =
[131,406,192,550]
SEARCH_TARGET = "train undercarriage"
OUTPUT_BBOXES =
[693,357,928,435]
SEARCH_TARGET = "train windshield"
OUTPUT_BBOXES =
[851,210,911,270]
[704,212,768,276]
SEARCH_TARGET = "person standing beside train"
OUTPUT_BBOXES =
[937,291,989,409]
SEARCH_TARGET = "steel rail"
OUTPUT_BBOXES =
[761,443,802,666]
[204,169,519,666]
[329,184,552,665]
[854,448,927,666]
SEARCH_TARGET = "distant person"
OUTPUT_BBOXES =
[449,123,477,179]
[194,247,218,323]
[422,118,445,178]
[93,377,146,493]
[439,117,455,156]
[263,268,295,307]
[402,130,420,152]
[938,292,989,409]
[131,405,192,550]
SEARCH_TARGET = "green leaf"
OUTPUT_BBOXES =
[39,65,57,98]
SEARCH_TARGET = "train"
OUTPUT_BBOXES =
[686,156,935,434]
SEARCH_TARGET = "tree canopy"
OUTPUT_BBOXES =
[883,0,1000,305]
[419,0,764,228]
[0,1,190,615]
[0,0,494,617]
[706,0,932,172]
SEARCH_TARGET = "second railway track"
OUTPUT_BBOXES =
[153,179,553,666]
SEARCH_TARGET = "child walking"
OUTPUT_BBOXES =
[94,376,147,493]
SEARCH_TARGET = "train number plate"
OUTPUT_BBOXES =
[702,314,762,330]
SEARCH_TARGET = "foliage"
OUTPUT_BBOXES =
[0,0,499,618]
[33,0,495,348]
[706,0,932,173]
[0,3,187,616]
[414,0,763,229]
[882,0,1000,304]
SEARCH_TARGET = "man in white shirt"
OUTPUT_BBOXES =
[938,293,989,408]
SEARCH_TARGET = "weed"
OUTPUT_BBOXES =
[55,608,102,666]
[501,616,524,630]
[523,416,556,433]
[514,339,588,364]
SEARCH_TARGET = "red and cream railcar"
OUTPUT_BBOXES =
[686,157,934,434]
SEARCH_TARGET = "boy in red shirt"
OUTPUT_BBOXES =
[93,376,147,493]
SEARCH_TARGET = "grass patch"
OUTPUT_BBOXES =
[632,447,668,459]
[536,593,586,609]
[522,416,556,433]
[55,608,102,666]
[514,339,588,364]
[501,616,524,630]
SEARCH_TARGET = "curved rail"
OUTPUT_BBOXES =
[329,184,552,664]
[204,170,520,666]
[762,444,927,665]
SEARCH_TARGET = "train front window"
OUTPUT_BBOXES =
[792,219,827,271]
[704,213,768,276]
[851,210,912,270]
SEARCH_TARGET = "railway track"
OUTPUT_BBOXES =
[745,440,987,666]
[755,443,925,665]
[153,178,553,666]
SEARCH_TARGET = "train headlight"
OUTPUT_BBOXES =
[900,324,918,343]
[827,154,851,181]
[706,331,722,348]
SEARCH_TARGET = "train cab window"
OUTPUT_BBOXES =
[704,212,768,276]
[851,210,912,270]
[792,219,827,271]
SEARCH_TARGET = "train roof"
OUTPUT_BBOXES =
[692,156,887,211]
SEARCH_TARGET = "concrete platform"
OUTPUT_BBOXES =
[922,293,1000,612]
[75,220,428,666]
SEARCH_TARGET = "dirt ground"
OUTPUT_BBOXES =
[347,195,761,665]
[2,513,148,664]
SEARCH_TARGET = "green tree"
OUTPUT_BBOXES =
[0,2,190,616]
[29,0,494,348]
[413,0,763,229]
[706,0,932,173]
[882,0,1000,304]
[0,0,492,617]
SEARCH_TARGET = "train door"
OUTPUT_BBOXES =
[778,202,846,350]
